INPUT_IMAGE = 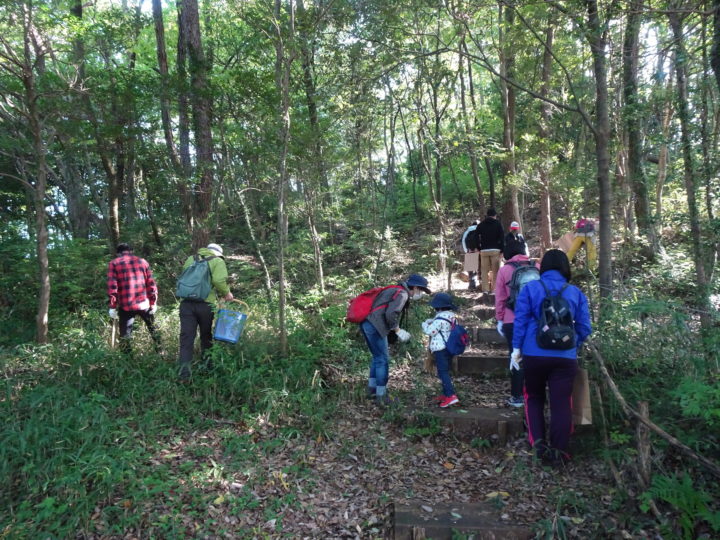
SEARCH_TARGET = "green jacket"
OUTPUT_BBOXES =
[182,248,230,305]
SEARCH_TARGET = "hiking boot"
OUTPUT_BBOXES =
[438,395,459,408]
[506,396,524,408]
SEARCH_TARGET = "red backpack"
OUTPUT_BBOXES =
[346,285,403,323]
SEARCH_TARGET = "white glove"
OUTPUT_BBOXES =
[510,348,522,371]
[148,304,158,315]
[496,321,504,337]
[108,308,118,320]
[396,329,411,342]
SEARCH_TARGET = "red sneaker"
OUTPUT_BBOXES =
[439,395,459,408]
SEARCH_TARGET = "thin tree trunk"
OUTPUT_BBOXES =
[669,12,712,333]
[623,0,657,253]
[499,2,519,224]
[711,0,720,92]
[19,5,50,343]
[538,24,554,252]
[152,0,194,230]
[459,36,485,209]
[586,0,613,302]
[274,0,294,356]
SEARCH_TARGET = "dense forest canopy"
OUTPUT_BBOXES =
[0,0,719,537]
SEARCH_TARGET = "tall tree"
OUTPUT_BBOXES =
[622,0,657,254]
[0,2,52,342]
[180,0,215,249]
[668,9,713,333]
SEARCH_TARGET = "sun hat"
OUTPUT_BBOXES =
[405,273,431,294]
[207,243,224,256]
[430,292,457,311]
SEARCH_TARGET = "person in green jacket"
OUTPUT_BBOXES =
[178,243,233,381]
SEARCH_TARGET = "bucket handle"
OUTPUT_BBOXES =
[221,298,250,316]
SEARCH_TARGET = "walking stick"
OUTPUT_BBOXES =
[110,319,117,349]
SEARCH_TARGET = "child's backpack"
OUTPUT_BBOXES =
[346,285,403,323]
[436,317,469,356]
[506,261,540,310]
[176,255,216,301]
[536,281,576,350]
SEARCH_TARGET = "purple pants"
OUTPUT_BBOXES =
[523,355,577,453]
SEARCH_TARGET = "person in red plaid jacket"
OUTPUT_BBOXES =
[107,243,161,352]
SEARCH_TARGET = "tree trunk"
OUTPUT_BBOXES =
[585,0,613,302]
[181,0,214,250]
[274,0,294,356]
[711,0,720,93]
[152,0,194,230]
[668,12,713,333]
[499,2,519,225]
[538,24,554,252]
[622,0,657,253]
[459,36,485,209]
[19,5,50,343]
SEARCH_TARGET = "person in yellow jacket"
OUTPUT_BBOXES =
[177,243,233,381]
[566,218,597,269]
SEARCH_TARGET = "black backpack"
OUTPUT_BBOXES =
[506,261,540,310]
[465,226,480,251]
[536,281,576,350]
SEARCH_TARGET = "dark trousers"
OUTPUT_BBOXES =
[523,355,578,452]
[433,348,456,396]
[118,308,160,352]
[503,323,524,399]
[178,301,214,377]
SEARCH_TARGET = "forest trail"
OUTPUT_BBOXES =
[88,281,621,539]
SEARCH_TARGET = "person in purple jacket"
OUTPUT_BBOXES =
[511,249,592,466]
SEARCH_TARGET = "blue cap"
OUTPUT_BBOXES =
[406,273,431,294]
[430,292,457,311]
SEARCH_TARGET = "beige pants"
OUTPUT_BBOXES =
[480,249,501,292]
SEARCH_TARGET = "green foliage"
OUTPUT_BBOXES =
[640,473,720,539]
[672,377,720,426]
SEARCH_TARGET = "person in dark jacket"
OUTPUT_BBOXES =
[362,274,430,405]
[476,208,504,292]
[503,221,529,261]
[511,249,592,465]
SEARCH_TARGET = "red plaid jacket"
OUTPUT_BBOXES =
[107,252,158,310]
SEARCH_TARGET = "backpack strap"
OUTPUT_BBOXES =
[434,316,455,344]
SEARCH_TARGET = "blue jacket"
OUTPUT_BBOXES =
[511,270,592,359]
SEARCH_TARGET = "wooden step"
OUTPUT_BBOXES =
[430,407,525,443]
[392,501,533,540]
[469,327,506,345]
[453,354,507,375]
[468,305,495,320]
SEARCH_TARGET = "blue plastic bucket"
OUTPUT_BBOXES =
[214,307,248,344]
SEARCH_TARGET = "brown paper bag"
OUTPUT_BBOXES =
[463,252,479,272]
[572,367,592,425]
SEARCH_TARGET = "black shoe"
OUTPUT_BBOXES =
[533,439,551,461]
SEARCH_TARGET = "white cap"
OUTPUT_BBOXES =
[207,243,223,256]
[510,221,520,230]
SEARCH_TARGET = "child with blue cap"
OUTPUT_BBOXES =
[422,292,460,408]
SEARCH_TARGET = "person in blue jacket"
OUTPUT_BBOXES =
[511,249,592,465]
